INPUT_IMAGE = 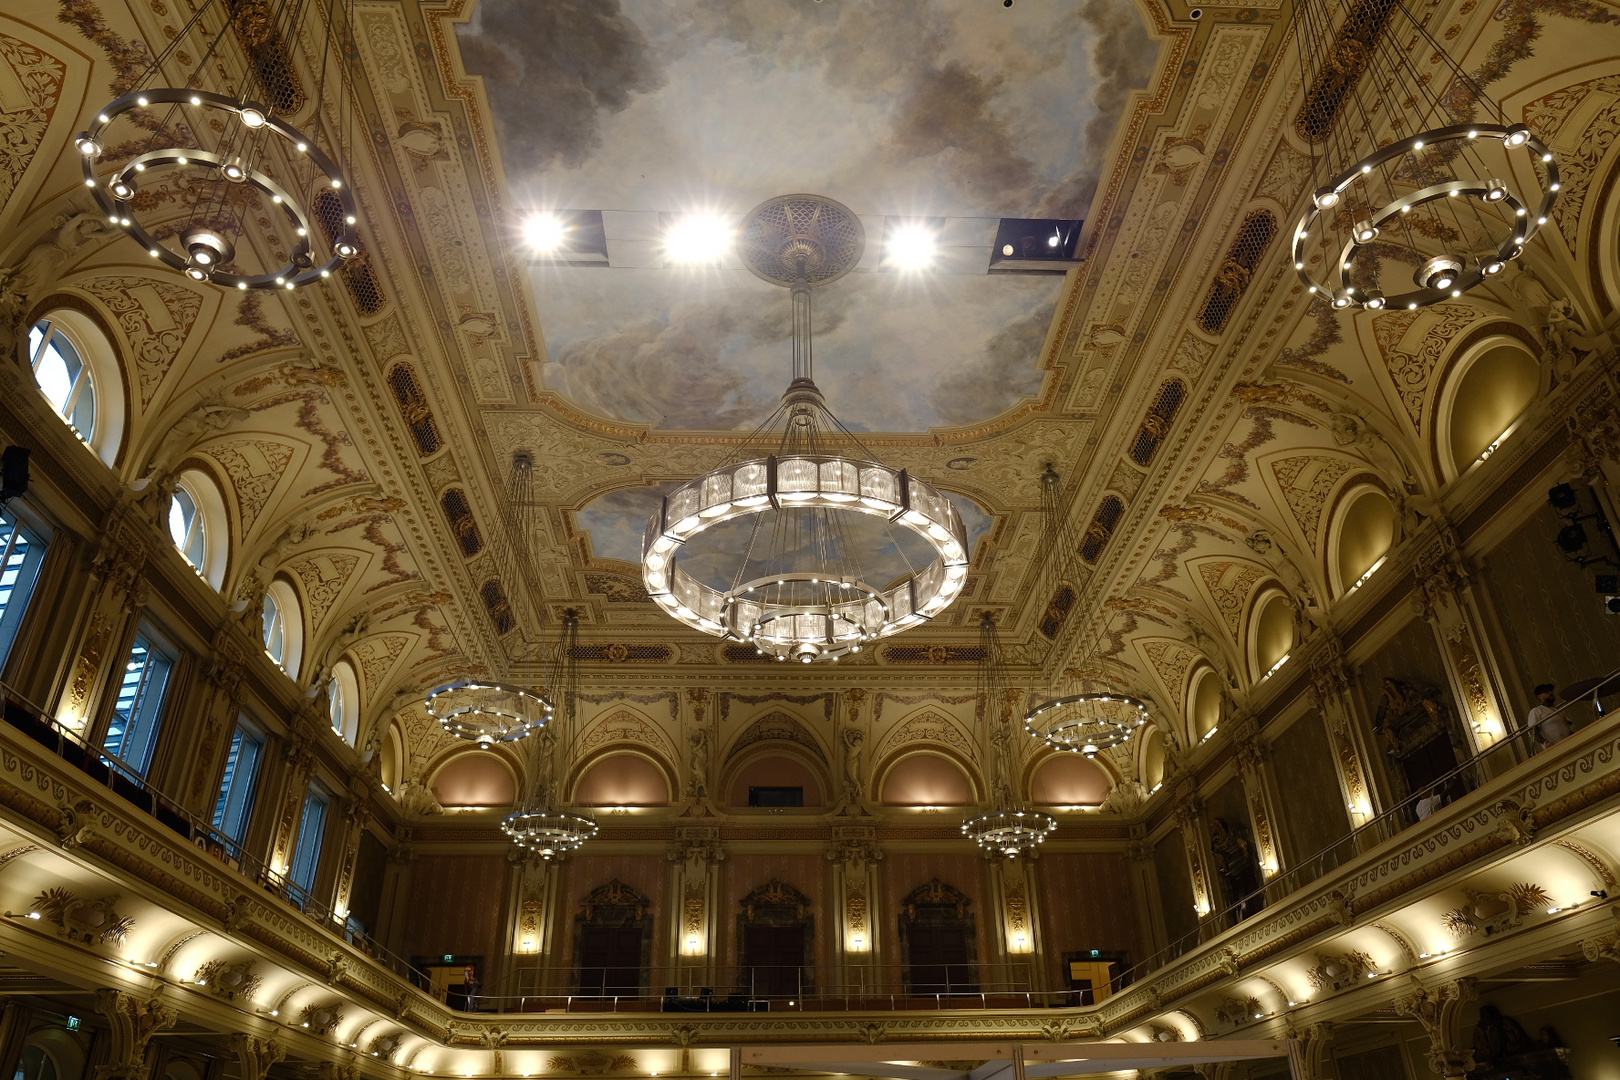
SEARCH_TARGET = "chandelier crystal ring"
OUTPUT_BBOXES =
[642,454,969,662]
[426,680,552,745]
[961,809,1057,857]
[1024,692,1149,757]
[501,809,599,860]
[1293,124,1558,311]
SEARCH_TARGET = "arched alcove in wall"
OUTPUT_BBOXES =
[1028,754,1111,806]
[1188,665,1223,742]
[726,753,824,808]
[1329,484,1397,596]
[428,749,517,807]
[574,752,672,807]
[1142,728,1166,790]
[877,751,976,806]
[1248,589,1295,681]
[1439,341,1539,480]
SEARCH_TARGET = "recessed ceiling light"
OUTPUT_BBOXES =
[664,213,731,263]
[523,212,567,253]
[887,223,938,270]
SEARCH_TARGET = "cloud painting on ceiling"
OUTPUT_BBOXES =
[575,482,996,583]
[457,0,1160,432]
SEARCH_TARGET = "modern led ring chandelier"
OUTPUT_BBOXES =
[641,195,970,662]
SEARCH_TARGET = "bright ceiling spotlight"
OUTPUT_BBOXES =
[523,211,568,253]
[1289,0,1558,310]
[886,222,938,270]
[664,213,732,263]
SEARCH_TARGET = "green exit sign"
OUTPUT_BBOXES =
[443,954,454,963]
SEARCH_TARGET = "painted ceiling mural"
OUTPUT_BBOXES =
[455,0,1162,432]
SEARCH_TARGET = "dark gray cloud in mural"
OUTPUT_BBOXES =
[926,297,1053,428]
[455,0,663,173]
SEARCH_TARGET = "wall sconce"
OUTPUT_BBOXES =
[684,935,703,956]
[518,937,538,955]
[1009,931,1031,953]
[847,933,867,952]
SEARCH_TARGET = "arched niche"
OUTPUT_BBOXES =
[1028,754,1110,806]
[17,1025,88,1080]
[1188,665,1223,742]
[379,722,402,791]
[727,754,823,808]
[878,752,976,807]
[428,750,517,808]
[1142,728,1167,790]
[1248,589,1295,681]
[1328,484,1397,597]
[1439,340,1539,480]
[898,879,978,994]
[573,880,652,996]
[574,752,672,807]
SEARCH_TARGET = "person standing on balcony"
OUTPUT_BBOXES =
[1528,684,1572,748]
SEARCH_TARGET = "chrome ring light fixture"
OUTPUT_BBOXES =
[1289,0,1560,310]
[641,195,970,662]
[961,809,1057,857]
[73,0,363,291]
[502,613,596,860]
[1024,692,1149,758]
[426,681,552,745]
[501,808,600,860]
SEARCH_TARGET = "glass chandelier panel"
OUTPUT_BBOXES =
[641,195,969,663]
[1290,0,1559,310]
[74,0,363,290]
[963,616,1056,857]
[1023,466,1149,758]
[502,613,597,859]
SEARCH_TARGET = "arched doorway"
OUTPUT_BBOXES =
[737,879,813,999]
[899,879,977,995]
[573,880,652,996]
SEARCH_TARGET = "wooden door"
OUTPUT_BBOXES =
[578,924,643,995]
[742,923,805,997]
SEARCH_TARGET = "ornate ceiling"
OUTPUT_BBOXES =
[2,0,1616,793]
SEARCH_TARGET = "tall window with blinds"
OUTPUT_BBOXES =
[213,721,265,845]
[0,509,49,674]
[105,626,175,777]
[289,785,330,896]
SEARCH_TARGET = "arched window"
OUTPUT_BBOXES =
[1188,666,1223,742]
[328,659,360,743]
[27,313,123,463]
[1196,211,1277,335]
[168,470,228,589]
[262,579,304,678]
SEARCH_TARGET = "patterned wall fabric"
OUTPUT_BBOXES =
[1270,711,1351,869]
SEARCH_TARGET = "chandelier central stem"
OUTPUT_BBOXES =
[791,269,813,384]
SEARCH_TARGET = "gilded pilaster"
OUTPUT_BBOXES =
[1231,715,1281,879]
[825,826,882,988]
[1410,533,1512,756]
[1308,650,1378,828]
[666,827,723,992]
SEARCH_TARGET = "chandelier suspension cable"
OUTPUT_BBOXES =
[962,615,1056,857]
[1022,464,1149,758]
[501,612,598,859]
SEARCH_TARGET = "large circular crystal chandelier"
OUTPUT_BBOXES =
[75,0,362,290]
[963,617,1056,857]
[1290,0,1559,310]
[641,195,970,663]
[503,614,596,859]
[1022,466,1148,758]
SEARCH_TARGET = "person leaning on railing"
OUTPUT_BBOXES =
[1527,683,1573,749]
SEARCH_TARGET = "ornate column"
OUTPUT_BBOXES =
[182,635,249,816]
[1231,716,1282,879]
[1411,533,1512,756]
[267,708,321,881]
[1308,650,1379,829]
[228,1035,283,1080]
[1287,1021,1334,1080]
[506,848,562,994]
[825,827,882,992]
[92,989,176,1080]
[986,852,1043,993]
[1173,784,1215,924]
[1393,977,1477,1080]
[58,506,149,735]
[329,789,371,927]
[666,828,724,992]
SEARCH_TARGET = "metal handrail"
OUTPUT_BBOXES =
[1113,665,1620,990]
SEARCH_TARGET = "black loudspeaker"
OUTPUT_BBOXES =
[0,446,29,503]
